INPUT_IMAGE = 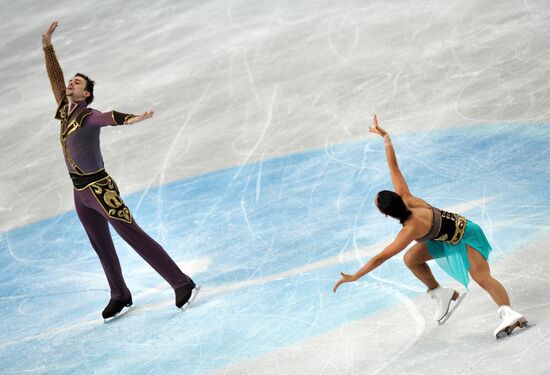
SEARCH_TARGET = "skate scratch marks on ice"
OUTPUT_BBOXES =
[0,197,495,349]
[231,85,278,182]
[371,286,426,375]
[0,314,99,350]
[133,79,215,214]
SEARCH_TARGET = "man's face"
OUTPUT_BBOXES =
[66,76,89,102]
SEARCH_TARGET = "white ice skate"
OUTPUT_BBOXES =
[494,305,528,339]
[427,286,466,325]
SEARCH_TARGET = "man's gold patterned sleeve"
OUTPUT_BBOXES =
[43,44,67,105]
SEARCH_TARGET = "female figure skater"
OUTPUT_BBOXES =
[332,115,527,339]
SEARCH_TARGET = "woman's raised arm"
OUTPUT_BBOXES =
[369,115,411,197]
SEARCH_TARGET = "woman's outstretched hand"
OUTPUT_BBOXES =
[333,272,358,293]
[368,114,388,138]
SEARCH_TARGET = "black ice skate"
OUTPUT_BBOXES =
[102,296,133,322]
[175,282,200,310]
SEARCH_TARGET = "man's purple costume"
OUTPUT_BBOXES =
[43,45,195,314]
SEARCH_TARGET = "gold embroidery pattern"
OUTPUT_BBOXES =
[44,45,67,106]
[58,107,91,174]
[435,212,467,245]
[56,102,67,120]
[89,177,132,224]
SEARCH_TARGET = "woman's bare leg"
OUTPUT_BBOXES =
[403,242,439,290]
[467,245,510,306]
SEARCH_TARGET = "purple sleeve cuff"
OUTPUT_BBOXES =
[112,111,136,125]
[84,110,135,128]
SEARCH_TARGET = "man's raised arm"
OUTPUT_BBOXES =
[42,21,66,105]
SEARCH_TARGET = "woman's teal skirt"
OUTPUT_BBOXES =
[426,220,492,288]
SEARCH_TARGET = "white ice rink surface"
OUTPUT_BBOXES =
[1,1,550,374]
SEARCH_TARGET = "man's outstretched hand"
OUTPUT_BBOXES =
[42,21,58,47]
[125,111,155,125]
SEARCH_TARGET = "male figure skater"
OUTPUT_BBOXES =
[41,21,199,320]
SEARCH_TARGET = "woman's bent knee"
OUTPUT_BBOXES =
[403,250,425,268]
[404,244,431,268]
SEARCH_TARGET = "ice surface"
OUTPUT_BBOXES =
[1,1,550,374]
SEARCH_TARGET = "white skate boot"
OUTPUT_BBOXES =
[494,305,528,339]
[427,286,466,325]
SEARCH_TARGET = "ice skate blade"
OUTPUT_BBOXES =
[103,305,134,324]
[179,284,201,312]
[496,318,529,340]
[437,292,467,326]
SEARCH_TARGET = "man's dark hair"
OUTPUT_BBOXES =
[75,73,95,104]
[376,190,412,224]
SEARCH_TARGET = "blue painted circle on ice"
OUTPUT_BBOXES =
[1,124,549,373]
